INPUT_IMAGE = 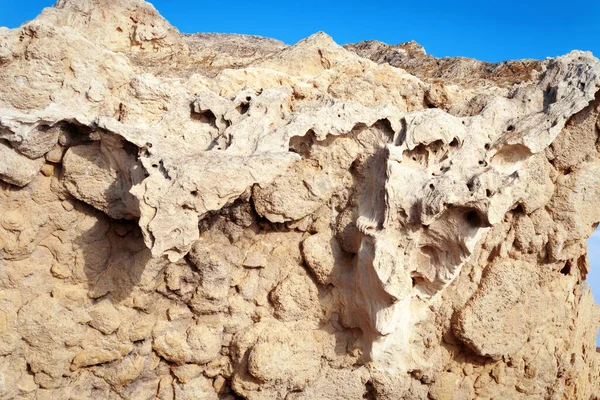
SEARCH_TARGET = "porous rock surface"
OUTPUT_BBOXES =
[1,1,600,399]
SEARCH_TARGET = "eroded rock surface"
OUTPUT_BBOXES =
[1,1,599,399]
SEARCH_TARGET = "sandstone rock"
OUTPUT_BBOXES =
[270,271,322,322]
[62,136,143,220]
[152,323,222,365]
[0,140,44,186]
[71,341,132,369]
[345,40,543,86]
[230,321,325,398]
[88,301,121,335]
[453,259,539,358]
[174,375,219,400]
[0,1,600,399]
[301,232,344,284]
[38,0,187,53]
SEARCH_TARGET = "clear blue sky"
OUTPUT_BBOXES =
[586,233,600,346]
[0,0,599,62]
[1,1,599,345]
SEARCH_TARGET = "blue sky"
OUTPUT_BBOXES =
[1,1,599,345]
[587,234,600,346]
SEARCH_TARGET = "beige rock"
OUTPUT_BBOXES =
[301,233,343,284]
[71,343,132,369]
[0,140,44,186]
[40,163,54,177]
[38,0,187,53]
[172,364,203,383]
[231,321,324,398]
[152,323,221,365]
[174,376,219,400]
[0,1,600,399]
[62,137,143,220]
[270,271,322,322]
[45,144,65,163]
[88,301,121,335]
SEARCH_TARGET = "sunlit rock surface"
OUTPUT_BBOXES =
[1,1,599,398]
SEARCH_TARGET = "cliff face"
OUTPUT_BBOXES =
[1,1,599,399]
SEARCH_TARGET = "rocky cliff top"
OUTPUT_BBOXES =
[0,1,599,399]
[345,40,544,85]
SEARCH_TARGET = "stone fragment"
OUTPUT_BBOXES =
[301,233,342,284]
[62,138,143,220]
[0,140,44,186]
[88,302,121,335]
[152,324,221,365]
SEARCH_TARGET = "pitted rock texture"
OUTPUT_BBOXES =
[1,1,600,399]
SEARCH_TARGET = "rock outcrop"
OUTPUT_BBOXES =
[345,40,544,85]
[1,1,599,399]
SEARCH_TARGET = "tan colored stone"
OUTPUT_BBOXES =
[0,1,600,399]
[172,364,203,383]
[88,302,121,335]
[152,323,221,366]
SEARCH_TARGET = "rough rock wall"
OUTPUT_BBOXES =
[1,1,599,399]
[344,40,544,86]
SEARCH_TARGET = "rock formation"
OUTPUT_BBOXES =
[1,1,599,399]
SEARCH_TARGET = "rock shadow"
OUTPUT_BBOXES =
[304,143,393,364]
[64,131,159,304]
[75,213,153,303]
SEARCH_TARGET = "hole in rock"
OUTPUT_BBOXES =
[289,130,316,157]
[543,86,558,109]
[464,210,482,228]
[564,167,573,175]
[586,226,600,349]
[373,118,395,143]
[507,124,516,132]
[491,144,532,169]
[191,107,217,127]
[363,380,376,400]
[237,102,250,115]
[560,262,571,276]
[403,140,446,168]
[512,204,525,214]
[395,118,407,146]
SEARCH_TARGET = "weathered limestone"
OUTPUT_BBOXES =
[0,0,599,399]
